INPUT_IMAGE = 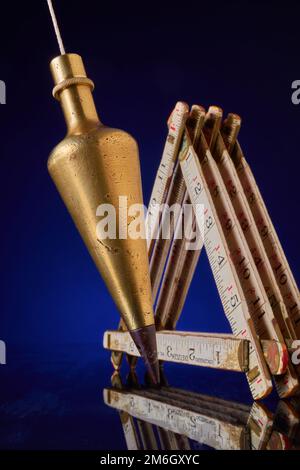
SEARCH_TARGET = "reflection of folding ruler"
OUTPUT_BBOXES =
[104,103,300,401]
[104,372,300,450]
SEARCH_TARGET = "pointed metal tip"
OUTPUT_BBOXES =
[146,359,161,387]
[130,324,160,386]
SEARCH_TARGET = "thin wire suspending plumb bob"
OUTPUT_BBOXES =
[47,0,66,54]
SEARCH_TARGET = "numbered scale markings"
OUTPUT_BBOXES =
[146,102,189,255]
[108,103,300,402]
[104,330,287,376]
[180,143,272,399]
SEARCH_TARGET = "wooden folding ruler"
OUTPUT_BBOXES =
[104,103,300,401]
[104,372,299,450]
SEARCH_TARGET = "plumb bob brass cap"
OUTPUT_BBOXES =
[50,53,94,100]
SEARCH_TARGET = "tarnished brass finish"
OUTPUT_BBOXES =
[48,54,158,380]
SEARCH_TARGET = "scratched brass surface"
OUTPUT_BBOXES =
[48,54,154,331]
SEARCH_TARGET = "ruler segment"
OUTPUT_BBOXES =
[137,421,159,450]
[174,434,191,450]
[163,216,199,331]
[161,107,223,329]
[105,331,287,375]
[119,411,140,450]
[110,373,141,450]
[229,138,300,340]
[155,108,229,334]
[104,330,249,372]
[198,127,296,396]
[146,102,189,256]
[267,431,291,450]
[204,108,299,396]
[156,105,218,330]
[150,108,205,301]
[104,388,248,450]
[156,427,180,450]
[110,319,126,371]
[150,160,186,300]
[221,115,298,346]
[180,143,272,399]
[247,402,274,450]
[155,190,198,330]
[220,113,241,155]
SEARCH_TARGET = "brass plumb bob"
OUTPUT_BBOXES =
[48,54,159,383]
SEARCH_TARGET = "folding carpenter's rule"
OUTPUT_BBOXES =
[106,103,300,401]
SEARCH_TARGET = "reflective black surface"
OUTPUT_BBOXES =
[0,343,298,450]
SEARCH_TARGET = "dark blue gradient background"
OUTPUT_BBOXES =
[0,0,299,450]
